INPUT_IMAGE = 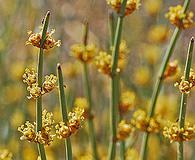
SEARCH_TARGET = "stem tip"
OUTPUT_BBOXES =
[191,37,194,43]
[57,63,61,69]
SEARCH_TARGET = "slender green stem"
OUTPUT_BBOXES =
[140,1,191,159]
[57,64,72,160]
[177,37,194,160]
[109,12,115,47]
[82,22,99,160]
[120,141,125,160]
[108,1,127,159]
[36,11,51,160]
[109,9,125,160]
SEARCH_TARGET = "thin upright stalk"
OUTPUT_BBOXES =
[109,10,125,160]
[36,11,50,160]
[140,1,191,159]
[109,12,115,47]
[57,64,73,160]
[108,0,127,159]
[82,22,99,160]
[177,37,194,160]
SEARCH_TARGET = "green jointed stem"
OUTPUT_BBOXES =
[57,64,72,160]
[109,12,115,46]
[177,37,194,160]
[108,0,127,159]
[36,11,50,160]
[109,10,125,159]
[82,22,99,160]
[140,0,191,160]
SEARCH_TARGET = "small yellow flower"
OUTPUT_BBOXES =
[119,91,136,114]
[131,109,162,133]
[26,29,61,50]
[163,122,195,143]
[116,120,134,140]
[55,122,71,139]
[107,0,140,16]
[56,107,84,139]
[23,69,57,99]
[42,74,57,94]
[74,97,92,119]
[175,68,195,94]
[165,5,194,29]
[18,121,37,142]
[23,68,37,86]
[68,107,84,134]
[95,40,129,76]
[0,149,13,160]
[71,43,97,63]
[27,83,42,99]
[95,51,112,75]
[111,40,130,59]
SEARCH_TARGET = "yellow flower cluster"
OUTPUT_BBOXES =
[175,69,195,94]
[164,60,179,79]
[163,122,195,143]
[71,44,97,63]
[119,91,135,114]
[74,97,92,119]
[107,0,140,16]
[55,107,84,139]
[42,74,58,94]
[116,120,134,140]
[18,110,55,146]
[23,68,37,85]
[23,68,57,99]
[26,29,61,50]
[95,51,112,75]
[131,109,163,133]
[95,40,129,76]
[165,5,194,29]
[0,149,13,160]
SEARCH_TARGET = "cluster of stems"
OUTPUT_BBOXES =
[140,0,192,159]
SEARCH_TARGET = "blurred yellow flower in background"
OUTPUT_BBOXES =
[147,25,170,43]
[144,0,162,16]
[71,44,97,63]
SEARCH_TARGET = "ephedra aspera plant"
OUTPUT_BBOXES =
[0,0,195,160]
